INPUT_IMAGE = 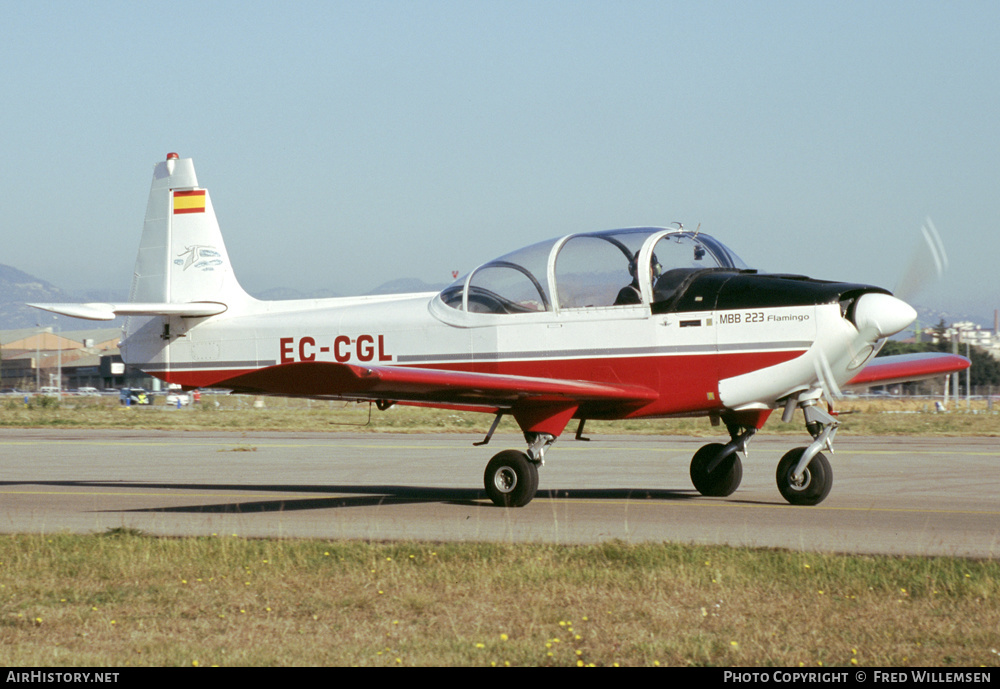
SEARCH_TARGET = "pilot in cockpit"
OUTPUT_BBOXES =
[614,252,662,305]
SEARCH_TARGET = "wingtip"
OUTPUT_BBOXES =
[27,303,117,321]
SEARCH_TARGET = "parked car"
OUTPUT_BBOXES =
[76,387,100,396]
[166,391,191,406]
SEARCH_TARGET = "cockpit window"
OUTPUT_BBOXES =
[439,238,555,314]
[438,228,749,315]
[554,233,641,308]
[649,232,749,303]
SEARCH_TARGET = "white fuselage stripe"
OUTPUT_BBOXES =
[139,340,812,373]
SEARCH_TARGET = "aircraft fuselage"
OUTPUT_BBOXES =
[125,277,870,423]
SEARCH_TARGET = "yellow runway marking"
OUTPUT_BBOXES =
[4,488,999,517]
[528,496,1000,516]
[0,440,466,451]
[1,438,997,458]
[0,489,307,500]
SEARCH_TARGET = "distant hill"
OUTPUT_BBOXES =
[911,306,996,334]
[0,263,75,330]
[3,261,989,333]
[1,262,450,330]
[248,278,447,301]
[366,278,448,295]
[249,286,344,301]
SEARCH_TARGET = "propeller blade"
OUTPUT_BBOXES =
[814,351,843,406]
[894,217,949,302]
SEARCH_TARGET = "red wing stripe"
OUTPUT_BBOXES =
[847,353,970,387]
[366,364,659,401]
[217,361,659,406]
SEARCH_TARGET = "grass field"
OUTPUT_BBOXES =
[2,533,998,667]
[2,395,997,667]
[3,394,999,436]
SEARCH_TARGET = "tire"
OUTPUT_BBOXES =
[690,443,743,497]
[484,450,539,507]
[776,448,833,506]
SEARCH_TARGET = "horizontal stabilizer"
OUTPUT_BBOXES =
[846,352,970,388]
[28,301,227,321]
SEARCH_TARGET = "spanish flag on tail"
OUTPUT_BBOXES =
[173,190,206,214]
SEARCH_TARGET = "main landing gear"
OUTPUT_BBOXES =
[481,398,840,507]
[690,397,839,506]
[482,432,553,507]
[689,424,755,497]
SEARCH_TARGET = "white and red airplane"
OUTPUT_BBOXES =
[31,154,969,507]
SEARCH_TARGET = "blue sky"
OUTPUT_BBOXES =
[3,1,998,322]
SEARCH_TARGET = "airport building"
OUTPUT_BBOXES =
[0,327,157,393]
[919,320,1000,361]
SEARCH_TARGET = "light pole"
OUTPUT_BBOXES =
[35,322,41,392]
[966,340,971,408]
[54,317,61,396]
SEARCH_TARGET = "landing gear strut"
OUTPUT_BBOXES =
[775,396,838,506]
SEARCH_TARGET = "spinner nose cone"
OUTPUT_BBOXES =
[852,292,917,339]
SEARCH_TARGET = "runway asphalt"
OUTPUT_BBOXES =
[1,429,997,558]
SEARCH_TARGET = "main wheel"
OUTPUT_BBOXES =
[776,448,832,506]
[484,450,539,507]
[690,443,743,497]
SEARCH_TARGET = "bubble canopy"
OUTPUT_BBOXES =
[437,228,749,315]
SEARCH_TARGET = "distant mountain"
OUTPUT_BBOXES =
[366,278,448,295]
[1,262,451,330]
[0,264,74,330]
[249,286,344,301]
[4,260,991,334]
[913,306,995,332]
[248,278,447,301]
[75,287,130,303]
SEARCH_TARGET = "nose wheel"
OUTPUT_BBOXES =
[776,448,832,506]
[772,397,839,505]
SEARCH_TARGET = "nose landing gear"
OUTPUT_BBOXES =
[689,397,839,506]
[776,447,832,505]
[774,396,839,506]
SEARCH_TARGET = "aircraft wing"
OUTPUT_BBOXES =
[214,361,659,411]
[846,352,970,389]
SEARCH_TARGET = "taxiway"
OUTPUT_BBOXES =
[1,429,997,558]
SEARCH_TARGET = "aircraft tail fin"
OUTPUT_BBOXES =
[29,154,252,322]
[129,153,251,307]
